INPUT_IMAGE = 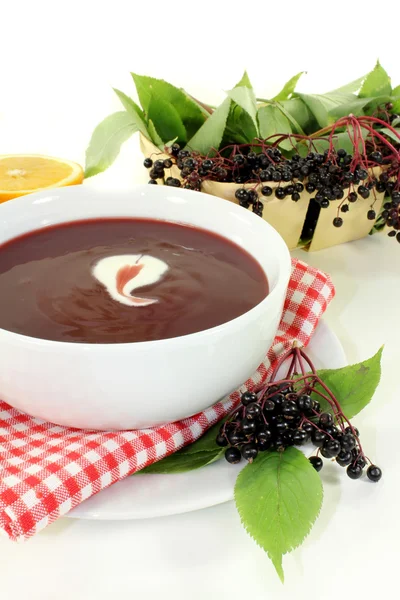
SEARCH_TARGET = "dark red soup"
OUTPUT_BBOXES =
[0,218,268,343]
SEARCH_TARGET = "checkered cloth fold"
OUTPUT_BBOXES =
[0,258,334,541]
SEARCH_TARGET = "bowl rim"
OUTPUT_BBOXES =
[0,184,291,350]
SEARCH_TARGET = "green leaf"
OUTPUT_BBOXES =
[140,448,224,474]
[131,73,206,138]
[258,104,292,141]
[329,75,366,94]
[313,347,383,419]
[235,447,323,582]
[113,88,147,135]
[273,102,305,134]
[392,85,400,96]
[297,93,356,128]
[381,127,400,144]
[148,119,164,148]
[227,86,259,133]
[84,111,138,178]
[235,70,252,88]
[186,97,231,154]
[272,72,305,101]
[138,419,227,474]
[147,94,187,144]
[328,97,372,118]
[224,103,258,144]
[280,98,316,133]
[359,61,392,98]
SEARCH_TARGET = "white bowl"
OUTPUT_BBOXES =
[0,185,291,430]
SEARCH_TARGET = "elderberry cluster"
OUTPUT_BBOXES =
[143,139,399,240]
[216,384,382,482]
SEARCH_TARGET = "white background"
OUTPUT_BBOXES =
[0,1,399,598]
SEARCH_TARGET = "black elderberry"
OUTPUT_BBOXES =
[324,425,340,439]
[344,427,357,439]
[297,394,313,412]
[247,190,258,204]
[233,154,245,166]
[282,401,300,419]
[163,159,172,169]
[202,159,214,170]
[225,447,241,464]
[353,453,367,469]
[241,442,258,462]
[291,192,301,202]
[177,150,190,159]
[263,400,275,414]
[227,430,246,446]
[337,148,347,158]
[357,169,368,180]
[261,185,273,197]
[341,204,349,213]
[241,391,257,406]
[274,418,289,433]
[358,185,370,199]
[216,433,228,447]
[312,430,328,447]
[376,181,386,193]
[295,183,304,192]
[348,192,358,203]
[259,170,270,182]
[370,151,383,164]
[166,178,181,187]
[322,439,341,458]
[271,436,285,451]
[320,199,330,208]
[367,465,382,482]
[143,158,153,168]
[302,422,315,435]
[271,393,285,412]
[319,413,334,427]
[347,464,363,479]
[240,417,257,435]
[257,426,272,443]
[333,217,343,227]
[171,143,181,156]
[293,429,308,446]
[388,230,396,237]
[246,402,261,419]
[313,400,321,413]
[309,456,323,472]
[148,179,157,185]
[341,434,356,451]
[336,450,353,467]
[149,168,162,180]
[392,191,400,204]
[306,182,316,193]
[235,188,249,203]
[275,187,286,199]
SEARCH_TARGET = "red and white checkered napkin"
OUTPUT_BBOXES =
[0,258,334,541]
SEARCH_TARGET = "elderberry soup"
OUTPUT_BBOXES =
[0,218,268,344]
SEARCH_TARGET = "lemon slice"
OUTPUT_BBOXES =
[0,154,84,203]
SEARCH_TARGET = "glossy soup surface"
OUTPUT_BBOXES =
[0,218,269,343]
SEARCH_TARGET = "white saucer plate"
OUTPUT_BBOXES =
[68,320,346,521]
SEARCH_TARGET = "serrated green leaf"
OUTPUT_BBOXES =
[297,93,356,128]
[84,111,138,178]
[147,94,187,144]
[186,97,231,154]
[329,75,366,94]
[131,73,205,138]
[392,85,400,96]
[359,61,392,98]
[224,103,258,144]
[273,102,304,134]
[139,448,224,474]
[235,447,323,582]
[227,86,259,133]
[329,97,372,118]
[113,88,147,135]
[272,72,305,102]
[313,347,383,419]
[148,119,164,148]
[258,105,292,142]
